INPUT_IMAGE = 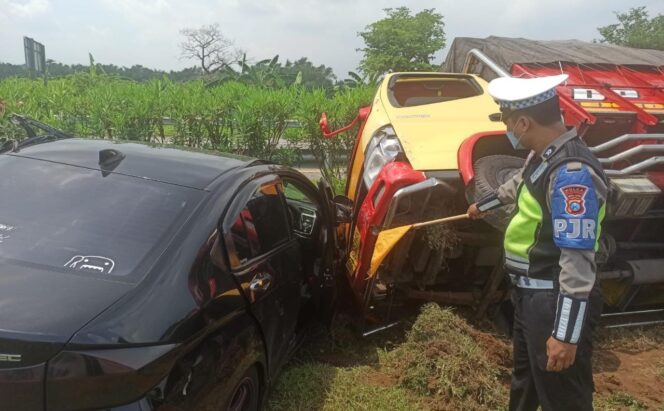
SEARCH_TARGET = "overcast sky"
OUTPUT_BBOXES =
[1,0,662,78]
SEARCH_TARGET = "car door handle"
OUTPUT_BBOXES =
[249,273,272,293]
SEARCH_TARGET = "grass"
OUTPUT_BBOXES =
[594,392,647,411]
[595,325,664,352]
[269,305,664,410]
[383,304,510,410]
[268,364,421,411]
[268,304,511,411]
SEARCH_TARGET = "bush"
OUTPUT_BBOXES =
[294,85,374,187]
[0,75,375,174]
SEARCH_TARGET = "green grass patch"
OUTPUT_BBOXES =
[268,363,420,411]
[268,304,512,410]
[594,392,647,411]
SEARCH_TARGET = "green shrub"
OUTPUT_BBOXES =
[0,74,375,173]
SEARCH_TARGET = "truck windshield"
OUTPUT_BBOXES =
[0,155,202,282]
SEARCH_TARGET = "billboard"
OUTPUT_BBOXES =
[23,37,46,77]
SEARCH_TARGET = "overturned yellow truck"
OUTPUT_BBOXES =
[320,37,664,334]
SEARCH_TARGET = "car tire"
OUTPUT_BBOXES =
[226,366,260,411]
[466,154,525,231]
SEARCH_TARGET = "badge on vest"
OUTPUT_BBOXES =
[561,185,587,215]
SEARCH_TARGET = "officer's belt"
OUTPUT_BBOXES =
[509,274,554,289]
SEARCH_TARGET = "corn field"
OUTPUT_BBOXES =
[0,73,375,188]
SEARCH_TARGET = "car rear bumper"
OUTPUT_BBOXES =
[0,363,45,411]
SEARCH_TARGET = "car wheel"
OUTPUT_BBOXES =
[466,154,525,231]
[226,366,260,411]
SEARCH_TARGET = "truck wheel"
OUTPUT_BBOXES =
[466,155,525,231]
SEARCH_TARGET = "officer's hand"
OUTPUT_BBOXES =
[546,336,577,372]
[467,203,486,220]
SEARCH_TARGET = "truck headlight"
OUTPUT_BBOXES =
[363,125,403,187]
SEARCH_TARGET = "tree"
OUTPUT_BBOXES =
[179,24,242,73]
[339,71,382,90]
[597,6,664,50]
[357,7,445,75]
[280,58,336,89]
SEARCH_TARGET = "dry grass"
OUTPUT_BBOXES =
[595,326,664,352]
[383,304,510,411]
[594,392,648,411]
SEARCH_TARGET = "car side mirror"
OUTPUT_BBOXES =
[319,112,331,136]
[333,195,353,224]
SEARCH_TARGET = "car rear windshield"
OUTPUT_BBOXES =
[0,155,202,282]
[387,74,483,108]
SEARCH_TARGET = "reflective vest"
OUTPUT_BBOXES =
[504,136,607,279]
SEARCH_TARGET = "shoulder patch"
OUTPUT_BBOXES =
[561,185,588,215]
[551,164,599,250]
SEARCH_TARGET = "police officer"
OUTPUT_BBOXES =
[467,74,608,411]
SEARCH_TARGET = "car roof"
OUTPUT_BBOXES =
[8,138,254,190]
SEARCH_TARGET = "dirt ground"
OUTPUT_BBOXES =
[593,335,664,410]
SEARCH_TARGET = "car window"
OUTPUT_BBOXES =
[225,181,290,268]
[388,75,483,108]
[283,179,314,204]
[282,178,322,236]
[0,155,201,281]
[228,209,255,266]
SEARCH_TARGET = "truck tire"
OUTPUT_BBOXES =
[466,155,525,231]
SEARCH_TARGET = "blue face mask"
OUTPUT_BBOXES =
[506,130,525,150]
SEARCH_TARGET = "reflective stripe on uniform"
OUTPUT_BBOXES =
[570,301,587,344]
[556,297,573,340]
[510,274,554,289]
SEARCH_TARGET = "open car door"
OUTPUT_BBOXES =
[314,178,350,325]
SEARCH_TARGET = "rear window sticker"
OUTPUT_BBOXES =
[64,255,115,274]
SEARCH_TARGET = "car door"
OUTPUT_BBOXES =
[278,173,341,326]
[220,175,303,376]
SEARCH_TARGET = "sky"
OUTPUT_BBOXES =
[0,0,662,78]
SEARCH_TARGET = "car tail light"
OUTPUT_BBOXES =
[46,345,176,411]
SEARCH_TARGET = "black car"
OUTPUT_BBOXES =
[0,119,344,411]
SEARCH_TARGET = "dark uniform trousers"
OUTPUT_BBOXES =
[509,286,603,411]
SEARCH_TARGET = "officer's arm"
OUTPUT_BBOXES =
[547,162,608,344]
[476,153,533,212]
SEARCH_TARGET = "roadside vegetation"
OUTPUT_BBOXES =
[268,304,664,411]
[0,73,373,192]
[269,304,511,411]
